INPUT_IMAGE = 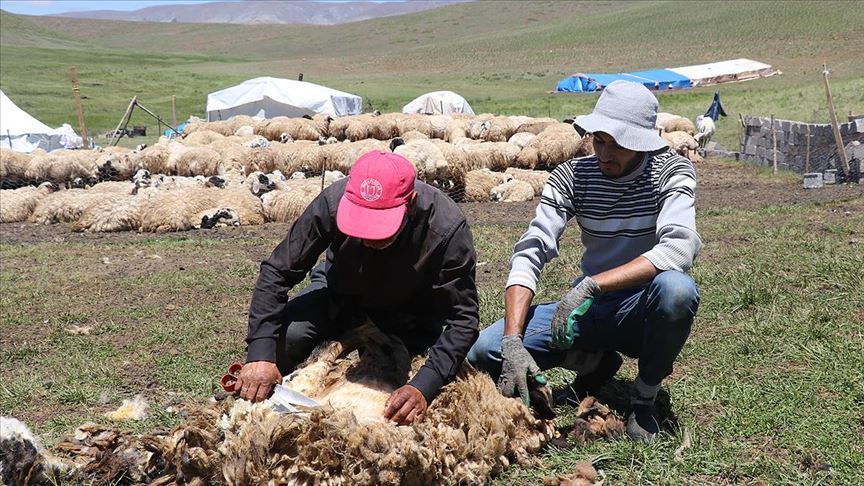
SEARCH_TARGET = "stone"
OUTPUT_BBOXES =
[803,173,823,189]
[823,169,837,184]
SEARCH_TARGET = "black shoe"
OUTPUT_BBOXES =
[627,403,659,441]
[555,351,623,404]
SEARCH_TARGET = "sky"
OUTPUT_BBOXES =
[0,0,393,16]
[0,0,239,15]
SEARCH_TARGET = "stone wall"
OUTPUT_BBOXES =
[739,116,864,175]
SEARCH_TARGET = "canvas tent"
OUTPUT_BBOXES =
[0,89,67,152]
[402,91,475,115]
[206,77,362,121]
[556,58,780,93]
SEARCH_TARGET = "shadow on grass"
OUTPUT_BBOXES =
[553,377,680,432]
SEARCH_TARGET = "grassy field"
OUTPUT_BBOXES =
[1,159,862,484]
[1,1,864,483]
[1,1,863,149]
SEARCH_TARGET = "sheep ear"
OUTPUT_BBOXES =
[251,180,261,194]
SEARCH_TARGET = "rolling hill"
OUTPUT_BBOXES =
[1,1,861,148]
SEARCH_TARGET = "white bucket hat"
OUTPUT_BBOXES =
[574,80,668,152]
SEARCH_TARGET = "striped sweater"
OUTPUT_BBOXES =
[507,149,702,293]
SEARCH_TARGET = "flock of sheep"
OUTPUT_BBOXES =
[0,111,704,233]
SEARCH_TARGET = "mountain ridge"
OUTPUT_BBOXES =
[51,0,470,26]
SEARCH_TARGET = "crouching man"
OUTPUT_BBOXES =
[468,81,701,441]
[236,151,479,426]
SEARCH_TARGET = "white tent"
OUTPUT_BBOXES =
[206,77,363,121]
[0,89,62,152]
[669,59,780,87]
[402,91,474,115]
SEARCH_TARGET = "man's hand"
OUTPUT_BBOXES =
[235,361,282,403]
[383,385,427,425]
[551,276,600,350]
[498,335,547,406]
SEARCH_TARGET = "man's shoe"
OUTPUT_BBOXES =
[626,404,659,442]
[555,351,623,404]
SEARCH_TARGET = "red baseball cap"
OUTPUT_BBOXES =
[336,151,417,240]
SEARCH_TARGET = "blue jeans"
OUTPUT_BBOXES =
[467,271,700,386]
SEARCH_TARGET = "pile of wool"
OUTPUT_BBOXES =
[566,396,625,445]
[50,325,554,485]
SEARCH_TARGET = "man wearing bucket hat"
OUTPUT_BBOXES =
[468,80,701,441]
[237,151,479,425]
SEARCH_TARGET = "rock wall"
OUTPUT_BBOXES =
[739,116,864,175]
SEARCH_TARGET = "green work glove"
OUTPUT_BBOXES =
[551,276,600,350]
[498,335,547,406]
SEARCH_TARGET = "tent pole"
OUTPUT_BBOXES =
[109,97,137,147]
[70,65,90,149]
[135,101,181,137]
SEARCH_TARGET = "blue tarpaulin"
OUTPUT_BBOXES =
[556,69,692,92]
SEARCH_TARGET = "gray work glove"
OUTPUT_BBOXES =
[551,276,600,350]
[498,335,547,406]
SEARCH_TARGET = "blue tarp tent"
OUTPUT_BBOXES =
[556,69,691,93]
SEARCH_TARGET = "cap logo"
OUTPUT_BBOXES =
[359,178,383,201]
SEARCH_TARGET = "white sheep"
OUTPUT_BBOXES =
[463,169,513,202]
[504,167,550,196]
[656,112,696,135]
[0,182,56,222]
[491,179,535,202]
[694,115,715,148]
[393,139,449,182]
[0,147,33,182]
[507,132,537,149]
[515,123,583,170]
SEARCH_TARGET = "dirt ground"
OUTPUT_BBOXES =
[1,159,861,245]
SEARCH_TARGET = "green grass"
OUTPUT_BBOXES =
[1,192,863,483]
[1,1,863,149]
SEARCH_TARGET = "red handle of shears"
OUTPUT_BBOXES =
[220,363,244,392]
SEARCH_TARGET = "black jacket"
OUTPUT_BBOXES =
[246,178,479,401]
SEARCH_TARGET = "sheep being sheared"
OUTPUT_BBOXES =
[48,324,555,486]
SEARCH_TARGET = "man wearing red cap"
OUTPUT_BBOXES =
[236,151,479,425]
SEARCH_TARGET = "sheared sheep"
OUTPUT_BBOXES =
[168,142,222,177]
[182,129,225,146]
[463,168,513,202]
[463,141,521,172]
[393,139,449,182]
[656,112,695,135]
[261,171,345,223]
[0,147,33,183]
[0,182,56,222]
[514,118,562,135]
[259,116,325,142]
[24,149,97,183]
[505,167,550,196]
[507,132,537,149]
[491,179,535,202]
[516,123,583,169]
[137,143,172,175]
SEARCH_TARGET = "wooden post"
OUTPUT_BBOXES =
[70,66,89,149]
[109,97,137,147]
[822,63,850,175]
[171,95,177,127]
[771,114,777,174]
[805,124,811,173]
[738,113,745,151]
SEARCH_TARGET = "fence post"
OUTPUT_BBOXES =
[823,63,850,175]
[771,114,777,174]
[70,65,89,149]
[805,124,811,173]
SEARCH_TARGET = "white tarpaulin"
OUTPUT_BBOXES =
[669,59,780,87]
[0,89,65,152]
[206,77,362,121]
[402,91,474,115]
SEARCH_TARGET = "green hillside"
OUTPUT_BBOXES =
[1,1,862,148]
